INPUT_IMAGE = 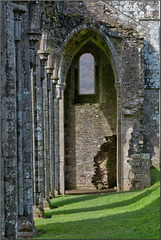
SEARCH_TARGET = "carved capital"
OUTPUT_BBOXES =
[37,50,50,80]
[37,50,50,61]
[13,4,26,15]
[28,31,41,43]
[45,66,54,76]
[51,77,59,85]
[28,31,41,65]
[56,83,66,100]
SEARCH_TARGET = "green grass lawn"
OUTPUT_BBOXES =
[34,169,160,239]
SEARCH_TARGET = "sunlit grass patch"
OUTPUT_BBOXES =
[34,169,160,239]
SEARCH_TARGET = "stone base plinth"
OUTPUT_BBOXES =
[33,205,44,218]
[50,191,55,199]
[43,198,51,209]
[18,216,37,239]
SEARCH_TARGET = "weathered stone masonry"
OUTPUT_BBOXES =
[0,1,160,239]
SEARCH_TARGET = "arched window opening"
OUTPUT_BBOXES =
[79,53,95,94]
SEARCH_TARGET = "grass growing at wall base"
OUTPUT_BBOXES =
[34,169,160,239]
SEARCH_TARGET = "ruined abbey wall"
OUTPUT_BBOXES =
[0,1,160,239]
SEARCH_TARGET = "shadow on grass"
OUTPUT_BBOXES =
[150,168,160,186]
[50,192,115,208]
[36,197,160,239]
[50,169,160,210]
[50,189,144,209]
[45,186,158,218]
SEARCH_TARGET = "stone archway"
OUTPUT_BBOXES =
[53,24,149,194]
[64,40,117,190]
[53,27,121,193]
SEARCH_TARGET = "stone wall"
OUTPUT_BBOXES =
[54,0,160,169]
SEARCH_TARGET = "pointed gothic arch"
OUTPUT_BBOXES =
[54,26,122,193]
[58,26,121,86]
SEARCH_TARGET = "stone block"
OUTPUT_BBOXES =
[33,205,44,219]
[129,153,150,189]
[18,216,37,239]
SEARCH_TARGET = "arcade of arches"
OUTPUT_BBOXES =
[1,1,160,239]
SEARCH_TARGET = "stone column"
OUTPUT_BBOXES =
[33,50,49,216]
[115,83,123,192]
[28,0,44,219]
[51,77,59,195]
[56,82,66,195]
[45,61,55,199]
[1,2,27,238]
[39,15,51,206]
[1,3,5,237]
[14,4,39,238]
[14,9,24,219]
[29,32,41,209]
[1,2,18,238]
[39,51,51,209]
